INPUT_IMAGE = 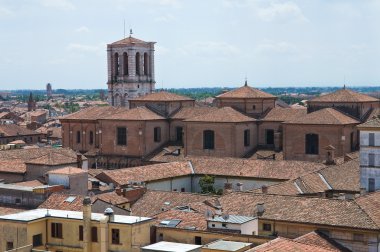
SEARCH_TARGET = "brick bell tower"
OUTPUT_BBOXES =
[107,30,156,107]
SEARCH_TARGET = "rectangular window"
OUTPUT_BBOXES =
[266,129,274,145]
[305,134,319,155]
[117,127,127,146]
[6,242,13,250]
[222,223,227,228]
[195,236,202,245]
[154,127,161,142]
[89,131,94,145]
[76,131,81,144]
[369,133,375,146]
[112,229,120,244]
[51,223,63,238]
[369,153,375,167]
[369,178,375,192]
[244,129,250,147]
[91,227,98,242]
[79,225,83,241]
[33,234,42,247]
[203,130,215,150]
[263,223,272,231]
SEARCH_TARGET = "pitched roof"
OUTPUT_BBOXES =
[355,191,380,227]
[96,162,193,187]
[219,192,379,230]
[358,115,380,129]
[110,36,151,45]
[191,157,325,181]
[13,180,44,187]
[96,191,129,205]
[294,231,351,252]
[101,106,165,120]
[0,204,29,216]
[0,159,26,174]
[153,209,208,230]
[285,108,359,125]
[170,107,218,120]
[130,91,194,102]
[0,147,78,162]
[248,237,342,252]
[60,106,126,120]
[309,88,379,103]
[25,152,78,166]
[131,190,217,217]
[216,85,276,99]
[38,193,89,211]
[47,167,87,175]
[0,124,41,136]
[185,107,255,123]
[261,107,307,122]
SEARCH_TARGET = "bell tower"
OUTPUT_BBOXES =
[107,31,156,107]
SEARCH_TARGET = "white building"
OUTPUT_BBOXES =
[358,116,380,192]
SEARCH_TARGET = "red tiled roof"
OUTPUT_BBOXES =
[153,209,208,230]
[0,124,41,136]
[130,91,194,102]
[60,106,127,120]
[285,108,359,125]
[101,106,165,120]
[96,162,193,187]
[294,231,351,252]
[47,167,87,175]
[25,152,78,166]
[38,193,89,211]
[184,107,255,123]
[261,107,307,122]
[170,107,218,120]
[13,180,44,187]
[96,191,129,205]
[216,85,276,99]
[110,36,150,45]
[309,88,379,103]
[355,191,380,227]
[358,116,380,129]
[0,159,26,174]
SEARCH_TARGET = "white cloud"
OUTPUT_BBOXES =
[114,0,181,9]
[39,0,75,11]
[155,45,170,56]
[179,41,240,58]
[254,40,297,54]
[0,6,13,17]
[66,43,104,54]
[154,14,175,23]
[75,26,90,33]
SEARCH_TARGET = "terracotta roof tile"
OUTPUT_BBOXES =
[0,204,29,216]
[261,107,307,121]
[171,107,218,120]
[60,106,126,120]
[216,85,276,99]
[355,191,380,227]
[0,124,41,136]
[0,147,78,162]
[38,193,88,211]
[185,107,255,123]
[13,180,44,187]
[110,36,150,45]
[249,237,340,252]
[47,167,87,175]
[101,106,165,120]
[294,231,351,252]
[96,191,129,205]
[96,162,193,187]
[130,91,194,102]
[219,192,379,230]
[25,152,78,166]
[358,115,380,128]
[285,108,359,125]
[0,159,26,174]
[309,88,379,103]
[153,209,208,230]
[131,190,217,217]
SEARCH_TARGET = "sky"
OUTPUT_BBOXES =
[0,0,380,89]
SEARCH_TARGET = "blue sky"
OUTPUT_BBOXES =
[0,0,379,89]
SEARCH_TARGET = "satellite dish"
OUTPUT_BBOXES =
[205,209,213,218]
[222,213,229,221]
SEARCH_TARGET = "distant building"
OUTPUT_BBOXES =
[107,33,156,107]
[46,83,52,98]
[358,115,380,192]
[27,92,36,111]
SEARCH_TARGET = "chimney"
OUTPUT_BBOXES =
[115,187,122,196]
[104,207,115,222]
[82,196,92,252]
[77,153,83,168]
[236,182,243,192]
[337,193,346,200]
[261,185,268,194]
[324,145,336,165]
[255,203,265,216]
[215,206,222,216]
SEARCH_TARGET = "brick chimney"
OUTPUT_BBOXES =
[324,145,336,165]
[261,185,268,194]
[82,197,92,252]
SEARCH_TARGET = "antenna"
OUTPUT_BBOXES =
[123,19,126,38]
[130,28,133,37]
[244,75,248,86]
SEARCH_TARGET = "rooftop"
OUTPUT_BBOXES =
[260,107,307,122]
[216,84,276,99]
[0,124,41,136]
[358,115,380,129]
[309,88,379,103]
[0,159,26,174]
[101,106,165,121]
[141,241,202,252]
[184,107,255,123]
[0,208,152,224]
[60,106,127,121]
[284,108,359,125]
[204,240,252,252]
[171,107,218,120]
[47,167,87,175]
[110,36,153,45]
[130,91,194,102]
[208,215,256,224]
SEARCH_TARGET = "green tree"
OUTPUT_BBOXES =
[199,175,216,194]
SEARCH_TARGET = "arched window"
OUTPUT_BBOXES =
[305,133,319,155]
[144,53,149,75]
[114,94,121,106]
[135,52,140,76]
[76,131,81,144]
[89,131,94,145]
[114,53,120,76]
[123,52,128,76]
[154,127,161,142]
[203,130,215,150]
